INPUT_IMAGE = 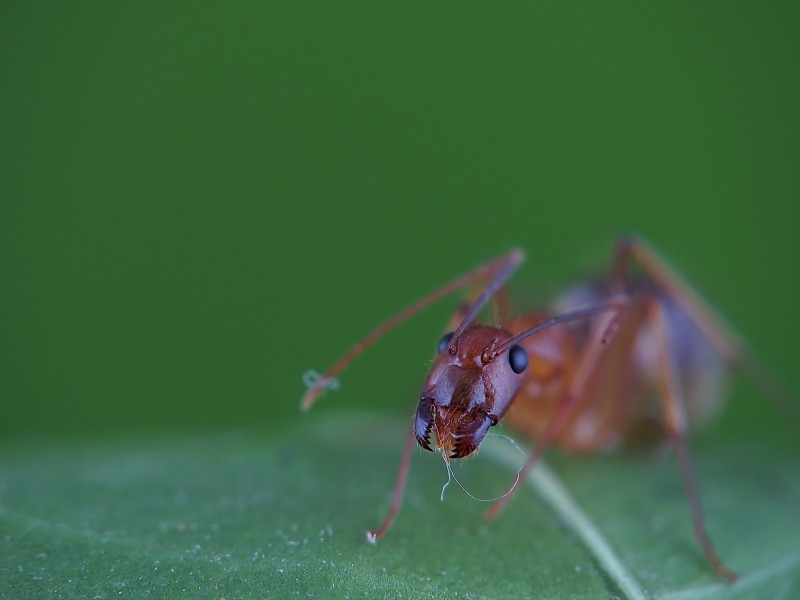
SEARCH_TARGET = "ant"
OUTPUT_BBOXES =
[302,236,792,583]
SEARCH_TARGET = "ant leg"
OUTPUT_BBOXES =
[306,251,523,541]
[611,236,745,362]
[611,236,797,418]
[366,425,417,543]
[302,249,524,409]
[489,285,513,326]
[368,279,513,542]
[485,295,645,520]
[648,296,738,582]
[444,285,512,333]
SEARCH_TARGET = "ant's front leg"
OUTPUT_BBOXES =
[302,249,523,410]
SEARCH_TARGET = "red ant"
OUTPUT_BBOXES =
[302,237,791,583]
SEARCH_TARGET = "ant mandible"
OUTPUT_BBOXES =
[302,236,789,583]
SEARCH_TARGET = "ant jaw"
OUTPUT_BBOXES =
[414,396,435,452]
[449,441,477,459]
[414,387,496,458]
[447,410,495,459]
[416,428,434,452]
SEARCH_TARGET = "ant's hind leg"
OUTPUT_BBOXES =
[609,236,746,364]
[648,296,738,582]
[610,236,797,420]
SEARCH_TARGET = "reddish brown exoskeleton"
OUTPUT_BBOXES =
[301,237,791,582]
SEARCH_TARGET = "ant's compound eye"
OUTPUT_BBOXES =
[508,344,528,374]
[437,331,455,354]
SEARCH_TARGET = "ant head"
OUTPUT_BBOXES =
[414,326,528,459]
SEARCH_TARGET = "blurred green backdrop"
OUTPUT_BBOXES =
[2,2,798,438]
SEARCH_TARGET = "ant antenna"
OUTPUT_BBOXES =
[302,370,340,393]
[302,249,524,410]
[490,297,628,358]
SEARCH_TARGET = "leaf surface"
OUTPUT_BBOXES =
[2,413,798,599]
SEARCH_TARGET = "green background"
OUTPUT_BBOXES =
[3,2,798,436]
[2,3,799,598]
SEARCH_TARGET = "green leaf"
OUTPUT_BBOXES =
[2,413,798,599]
